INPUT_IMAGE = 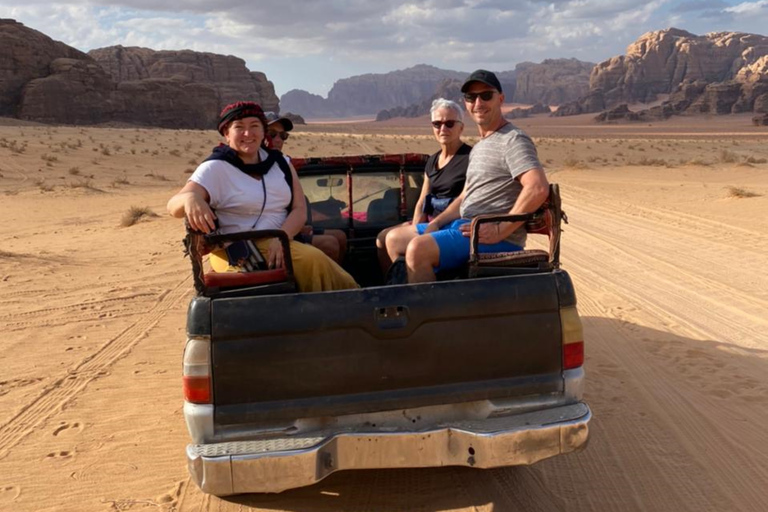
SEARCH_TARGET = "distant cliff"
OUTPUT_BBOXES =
[557,28,768,117]
[281,65,469,118]
[0,19,279,128]
[514,58,594,105]
[373,60,592,121]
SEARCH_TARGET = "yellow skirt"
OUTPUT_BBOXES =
[209,239,358,293]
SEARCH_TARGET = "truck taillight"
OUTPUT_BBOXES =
[560,306,584,370]
[183,338,211,404]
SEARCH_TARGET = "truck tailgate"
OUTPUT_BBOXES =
[208,274,564,425]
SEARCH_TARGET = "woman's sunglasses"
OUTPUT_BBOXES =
[268,131,290,141]
[431,120,461,129]
[463,91,496,103]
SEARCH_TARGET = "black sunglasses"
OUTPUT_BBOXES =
[268,130,290,141]
[431,120,461,129]
[463,91,496,103]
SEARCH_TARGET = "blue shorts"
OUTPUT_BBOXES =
[416,219,522,272]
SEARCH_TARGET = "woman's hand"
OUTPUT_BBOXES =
[267,238,284,269]
[423,221,441,234]
[184,194,217,233]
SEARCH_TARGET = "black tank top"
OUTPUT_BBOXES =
[425,143,471,199]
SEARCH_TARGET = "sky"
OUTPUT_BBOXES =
[2,0,766,98]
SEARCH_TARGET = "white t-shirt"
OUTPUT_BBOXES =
[189,148,292,234]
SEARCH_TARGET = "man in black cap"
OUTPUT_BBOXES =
[264,112,294,153]
[404,69,550,283]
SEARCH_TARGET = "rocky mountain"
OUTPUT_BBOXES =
[371,60,591,121]
[0,19,278,128]
[280,89,330,118]
[559,28,768,118]
[376,79,464,121]
[514,58,594,105]
[282,65,469,118]
[0,18,88,117]
[89,46,278,113]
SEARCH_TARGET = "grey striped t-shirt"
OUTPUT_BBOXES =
[460,123,542,247]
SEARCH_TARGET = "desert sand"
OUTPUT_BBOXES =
[1,112,767,511]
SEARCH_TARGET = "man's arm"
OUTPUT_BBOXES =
[460,167,549,244]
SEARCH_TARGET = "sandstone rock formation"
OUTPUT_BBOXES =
[376,79,464,121]
[506,103,552,120]
[591,28,768,105]
[551,89,606,117]
[514,59,593,105]
[0,19,88,117]
[1,19,279,128]
[89,46,278,114]
[283,65,469,118]
[568,28,768,119]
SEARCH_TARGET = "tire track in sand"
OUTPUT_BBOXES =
[0,277,189,458]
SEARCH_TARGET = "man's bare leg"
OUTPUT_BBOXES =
[405,235,440,283]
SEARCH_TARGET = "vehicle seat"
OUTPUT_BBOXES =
[367,188,400,223]
[184,224,297,297]
[468,184,566,278]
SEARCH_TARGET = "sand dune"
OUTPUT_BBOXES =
[0,116,766,511]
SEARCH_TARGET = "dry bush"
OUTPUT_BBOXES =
[41,153,58,163]
[719,149,739,163]
[67,179,102,191]
[726,186,760,199]
[68,167,81,175]
[686,158,711,166]
[564,157,590,169]
[111,175,130,187]
[35,179,54,192]
[744,156,767,164]
[146,171,171,181]
[631,157,673,167]
[121,206,159,227]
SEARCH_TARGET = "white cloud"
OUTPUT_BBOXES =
[2,0,766,96]
[724,0,768,14]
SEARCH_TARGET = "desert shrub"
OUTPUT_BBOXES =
[719,149,739,163]
[41,153,58,162]
[68,167,80,175]
[633,157,672,167]
[687,158,711,166]
[67,179,101,191]
[726,186,759,198]
[744,156,767,164]
[121,206,159,227]
[564,157,589,169]
[169,149,181,157]
[146,171,171,181]
[111,175,130,187]
[35,179,54,192]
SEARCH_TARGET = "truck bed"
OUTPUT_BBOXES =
[187,269,577,429]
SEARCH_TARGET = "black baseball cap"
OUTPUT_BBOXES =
[461,69,502,93]
[264,112,294,132]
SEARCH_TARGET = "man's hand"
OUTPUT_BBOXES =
[460,221,506,245]
[266,238,284,269]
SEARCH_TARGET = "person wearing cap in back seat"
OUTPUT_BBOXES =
[167,101,358,292]
[264,112,348,264]
[404,70,550,283]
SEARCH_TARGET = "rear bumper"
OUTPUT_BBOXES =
[187,402,590,495]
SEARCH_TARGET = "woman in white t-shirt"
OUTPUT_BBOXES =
[167,101,357,292]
